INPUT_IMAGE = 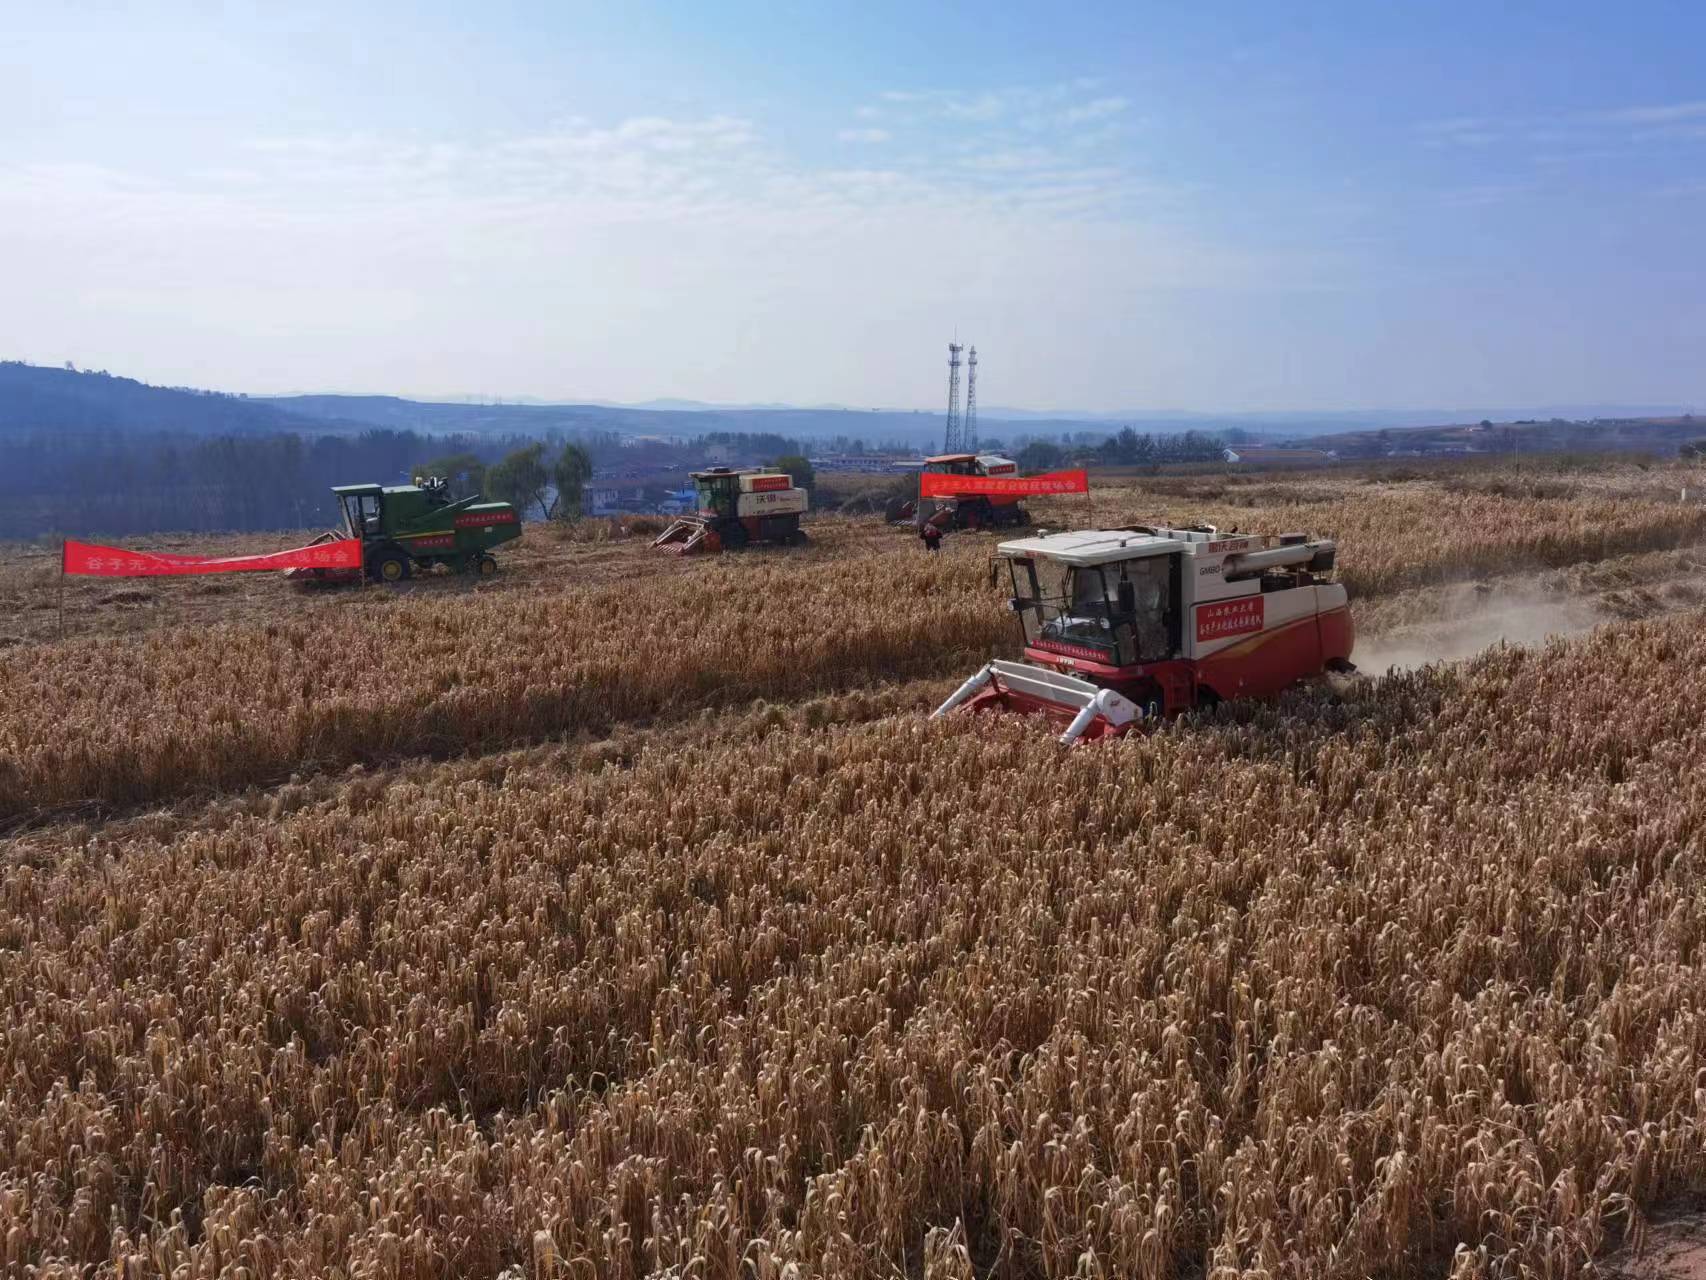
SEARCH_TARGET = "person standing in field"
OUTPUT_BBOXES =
[921,520,943,553]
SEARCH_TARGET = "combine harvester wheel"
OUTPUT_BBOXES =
[371,547,411,583]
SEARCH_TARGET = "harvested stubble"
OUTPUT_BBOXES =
[0,547,1008,824]
[6,613,1706,1277]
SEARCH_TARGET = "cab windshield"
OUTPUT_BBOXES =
[696,476,738,516]
[340,493,382,538]
[1007,554,1173,666]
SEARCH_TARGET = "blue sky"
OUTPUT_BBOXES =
[2,0,1702,412]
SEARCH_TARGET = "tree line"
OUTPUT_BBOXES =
[0,427,824,540]
[1014,428,1228,472]
[0,429,568,540]
[2,421,1231,542]
[417,442,593,520]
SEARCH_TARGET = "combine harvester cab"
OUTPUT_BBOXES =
[290,479,522,583]
[911,452,1032,530]
[934,525,1355,743]
[653,467,809,554]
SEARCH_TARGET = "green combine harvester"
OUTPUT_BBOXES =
[290,477,523,583]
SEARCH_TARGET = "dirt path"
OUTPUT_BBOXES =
[1603,1206,1706,1278]
[1350,544,1706,672]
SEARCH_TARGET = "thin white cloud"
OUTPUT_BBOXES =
[1420,101,1706,152]
[0,102,1353,409]
[1060,95,1129,125]
[75,107,1172,238]
[1417,117,1503,147]
[1435,182,1533,208]
[957,148,1064,174]
[1596,100,1706,125]
[870,82,1130,133]
[943,93,1006,122]
[245,134,383,157]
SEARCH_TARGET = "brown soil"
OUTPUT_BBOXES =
[1604,1206,1706,1279]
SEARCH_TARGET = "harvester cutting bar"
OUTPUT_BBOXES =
[652,517,711,554]
[932,659,1147,745]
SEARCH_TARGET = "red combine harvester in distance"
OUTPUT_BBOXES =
[934,524,1354,743]
[891,453,1034,531]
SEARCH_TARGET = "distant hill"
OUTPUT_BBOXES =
[6,360,1693,450]
[265,393,1094,447]
[0,361,339,435]
[1300,415,1703,458]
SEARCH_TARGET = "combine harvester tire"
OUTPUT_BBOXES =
[370,546,411,583]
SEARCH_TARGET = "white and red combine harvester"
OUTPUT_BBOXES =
[652,466,810,554]
[934,525,1355,743]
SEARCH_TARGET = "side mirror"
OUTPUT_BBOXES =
[1116,579,1137,617]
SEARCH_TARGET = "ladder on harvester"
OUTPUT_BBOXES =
[652,515,712,554]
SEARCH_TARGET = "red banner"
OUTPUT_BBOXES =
[63,537,365,577]
[1196,596,1265,643]
[919,469,1089,498]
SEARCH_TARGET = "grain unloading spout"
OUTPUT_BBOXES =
[1222,538,1336,580]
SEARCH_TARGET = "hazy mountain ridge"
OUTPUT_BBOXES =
[0,361,336,436]
[1,361,1694,445]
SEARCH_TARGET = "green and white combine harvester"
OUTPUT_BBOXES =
[289,477,523,583]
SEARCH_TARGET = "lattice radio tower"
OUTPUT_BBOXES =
[964,345,979,452]
[943,341,964,452]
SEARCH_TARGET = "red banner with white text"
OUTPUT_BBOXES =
[63,537,365,577]
[919,469,1089,498]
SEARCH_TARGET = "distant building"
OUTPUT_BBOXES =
[809,454,925,473]
[588,481,697,515]
[1223,446,1336,466]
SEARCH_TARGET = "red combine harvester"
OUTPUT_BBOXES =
[892,453,1034,531]
[934,524,1354,743]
